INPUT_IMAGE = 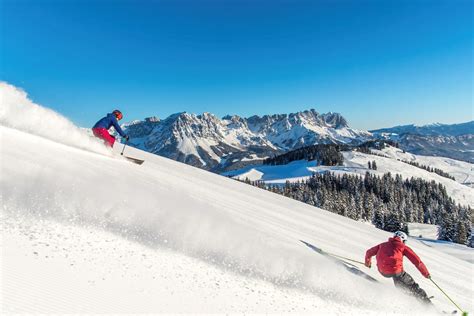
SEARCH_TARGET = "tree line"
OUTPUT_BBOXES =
[263,140,397,166]
[263,144,346,166]
[400,160,456,180]
[243,172,472,246]
[355,139,399,154]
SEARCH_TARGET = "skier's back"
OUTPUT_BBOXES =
[365,231,432,303]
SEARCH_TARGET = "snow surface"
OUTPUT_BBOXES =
[372,146,474,187]
[241,154,268,162]
[408,223,439,240]
[406,223,473,264]
[226,151,474,208]
[1,82,473,314]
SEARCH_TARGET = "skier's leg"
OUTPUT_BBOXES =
[393,271,431,304]
[92,128,115,147]
[107,134,116,147]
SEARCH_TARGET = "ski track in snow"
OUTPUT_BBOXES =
[1,215,343,314]
[1,82,473,314]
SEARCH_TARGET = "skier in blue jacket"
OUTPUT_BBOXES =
[92,110,129,147]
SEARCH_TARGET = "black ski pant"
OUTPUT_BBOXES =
[383,271,431,304]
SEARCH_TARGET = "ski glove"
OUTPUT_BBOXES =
[124,135,130,141]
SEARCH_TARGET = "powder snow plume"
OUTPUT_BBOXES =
[0,82,108,154]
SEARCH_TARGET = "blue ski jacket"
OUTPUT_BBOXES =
[93,113,127,137]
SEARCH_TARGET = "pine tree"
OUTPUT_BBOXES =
[439,213,456,242]
[455,221,468,245]
[468,231,474,248]
[373,209,384,229]
[373,200,386,229]
[363,192,375,222]
[384,212,402,232]
[372,160,377,170]
[347,195,358,220]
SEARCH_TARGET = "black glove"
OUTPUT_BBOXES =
[124,135,130,141]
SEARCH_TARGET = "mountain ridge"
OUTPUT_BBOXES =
[370,121,474,163]
[123,109,371,171]
[370,121,473,137]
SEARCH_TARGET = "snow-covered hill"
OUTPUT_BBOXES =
[1,82,473,315]
[371,146,474,187]
[225,147,474,208]
[407,223,473,264]
[123,109,371,172]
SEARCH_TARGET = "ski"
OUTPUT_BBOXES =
[124,156,144,165]
[300,240,379,283]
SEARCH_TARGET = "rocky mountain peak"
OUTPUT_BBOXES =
[321,112,349,128]
[122,109,370,171]
[144,116,160,123]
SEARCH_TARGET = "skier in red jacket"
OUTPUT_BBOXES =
[365,231,432,303]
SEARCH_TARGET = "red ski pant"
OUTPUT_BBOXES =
[92,127,116,147]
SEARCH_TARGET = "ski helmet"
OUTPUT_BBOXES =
[113,109,123,120]
[394,231,408,243]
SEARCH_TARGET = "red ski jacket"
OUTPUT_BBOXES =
[365,237,430,278]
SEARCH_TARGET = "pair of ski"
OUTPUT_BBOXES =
[431,297,458,315]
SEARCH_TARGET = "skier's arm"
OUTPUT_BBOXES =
[111,117,127,138]
[404,246,430,278]
[365,244,379,268]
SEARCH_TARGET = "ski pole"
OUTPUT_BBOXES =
[300,241,366,266]
[430,277,468,316]
[321,250,365,265]
[121,139,128,156]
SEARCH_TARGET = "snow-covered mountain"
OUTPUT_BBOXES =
[1,82,473,314]
[123,109,371,172]
[371,122,473,137]
[370,122,474,163]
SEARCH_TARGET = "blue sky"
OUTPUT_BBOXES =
[1,0,472,130]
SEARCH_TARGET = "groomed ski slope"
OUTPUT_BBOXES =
[1,83,473,314]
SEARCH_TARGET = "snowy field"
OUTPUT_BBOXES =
[408,223,440,240]
[407,223,473,264]
[1,82,473,315]
[225,150,474,208]
[371,146,474,187]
